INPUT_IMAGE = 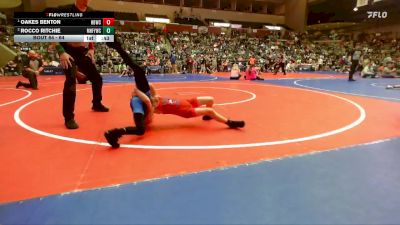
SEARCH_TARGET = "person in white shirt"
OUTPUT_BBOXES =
[286,60,297,73]
[318,56,324,71]
[230,63,241,80]
[361,61,376,78]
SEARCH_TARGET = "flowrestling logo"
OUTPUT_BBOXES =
[367,11,388,19]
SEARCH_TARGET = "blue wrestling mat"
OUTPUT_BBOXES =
[263,78,400,102]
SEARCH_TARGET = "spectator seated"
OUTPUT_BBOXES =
[230,64,241,80]
[361,61,377,78]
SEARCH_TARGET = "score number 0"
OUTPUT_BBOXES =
[103,18,114,26]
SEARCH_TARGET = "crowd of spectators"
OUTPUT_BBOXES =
[1,24,400,78]
[161,30,400,78]
[94,32,168,75]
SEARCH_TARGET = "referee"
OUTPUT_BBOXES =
[348,43,362,82]
[47,0,109,129]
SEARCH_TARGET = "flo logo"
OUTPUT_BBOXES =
[367,11,388,19]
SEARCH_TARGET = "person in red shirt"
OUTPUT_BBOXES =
[148,84,244,126]
[186,56,194,73]
[248,55,256,67]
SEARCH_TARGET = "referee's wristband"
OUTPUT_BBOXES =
[56,44,65,55]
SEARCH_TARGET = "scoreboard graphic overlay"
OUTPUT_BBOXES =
[14,12,114,43]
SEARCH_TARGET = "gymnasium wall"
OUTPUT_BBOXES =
[354,23,400,38]
[22,0,46,11]
[44,0,285,25]
[285,0,307,31]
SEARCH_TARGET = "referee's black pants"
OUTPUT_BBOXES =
[274,63,286,75]
[349,60,358,80]
[62,46,104,121]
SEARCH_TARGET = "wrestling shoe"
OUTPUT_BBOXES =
[227,120,245,128]
[16,81,22,89]
[104,129,122,148]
